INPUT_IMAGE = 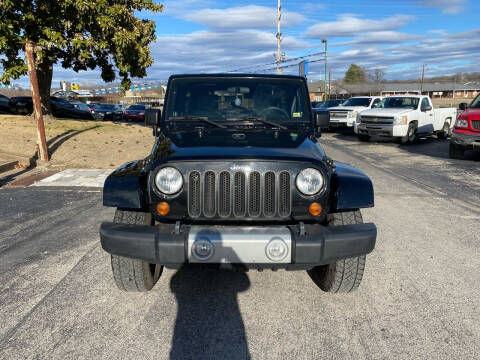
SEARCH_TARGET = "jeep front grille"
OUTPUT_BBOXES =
[472,120,480,130]
[188,170,292,219]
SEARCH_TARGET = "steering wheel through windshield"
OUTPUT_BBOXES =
[259,107,290,120]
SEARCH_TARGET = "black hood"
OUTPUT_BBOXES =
[150,132,326,168]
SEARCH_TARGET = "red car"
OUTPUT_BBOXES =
[450,95,480,159]
[124,104,146,122]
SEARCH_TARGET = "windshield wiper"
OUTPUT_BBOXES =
[226,117,288,130]
[168,116,226,129]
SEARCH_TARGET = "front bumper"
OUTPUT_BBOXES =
[124,114,144,121]
[357,123,408,137]
[330,117,355,127]
[450,131,480,150]
[100,222,377,270]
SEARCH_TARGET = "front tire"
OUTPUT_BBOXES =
[308,211,366,293]
[401,122,417,144]
[110,209,163,292]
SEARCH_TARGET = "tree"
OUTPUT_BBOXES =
[344,64,366,84]
[369,68,386,95]
[0,0,163,113]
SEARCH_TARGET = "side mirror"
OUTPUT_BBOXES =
[145,108,161,136]
[421,105,432,112]
[314,110,330,136]
[459,102,468,111]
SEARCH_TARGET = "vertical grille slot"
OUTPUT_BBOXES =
[188,171,201,217]
[234,172,246,217]
[249,171,261,217]
[279,171,291,217]
[204,171,216,217]
[472,120,480,130]
[218,171,231,217]
[264,171,276,217]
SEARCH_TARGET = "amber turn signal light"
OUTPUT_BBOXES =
[309,202,322,216]
[156,202,170,216]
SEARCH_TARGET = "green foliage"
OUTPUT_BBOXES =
[0,0,163,90]
[344,64,367,84]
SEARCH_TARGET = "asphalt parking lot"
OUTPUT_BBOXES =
[0,134,479,359]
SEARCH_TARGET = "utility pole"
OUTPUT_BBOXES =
[453,75,456,99]
[420,64,426,94]
[328,69,331,99]
[276,0,282,74]
[25,41,48,163]
[322,39,328,100]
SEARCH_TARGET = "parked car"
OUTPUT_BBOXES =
[9,96,33,114]
[8,96,93,120]
[92,103,121,121]
[356,95,457,144]
[0,94,11,113]
[124,104,147,122]
[311,101,323,108]
[99,73,377,293]
[70,101,93,113]
[328,96,383,129]
[450,95,480,159]
[113,104,124,120]
[87,103,99,112]
[313,99,345,109]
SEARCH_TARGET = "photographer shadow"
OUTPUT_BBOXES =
[169,230,251,360]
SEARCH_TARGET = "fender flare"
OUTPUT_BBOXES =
[103,159,148,210]
[329,161,374,211]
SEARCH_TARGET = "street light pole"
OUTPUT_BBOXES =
[25,41,48,163]
[322,39,328,100]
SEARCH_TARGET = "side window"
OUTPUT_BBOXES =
[421,98,429,110]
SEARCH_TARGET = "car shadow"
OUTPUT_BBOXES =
[169,257,251,359]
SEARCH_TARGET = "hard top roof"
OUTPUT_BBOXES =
[169,73,306,81]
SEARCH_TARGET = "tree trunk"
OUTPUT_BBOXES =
[36,57,53,114]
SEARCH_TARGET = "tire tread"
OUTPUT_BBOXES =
[110,209,161,292]
[309,210,367,293]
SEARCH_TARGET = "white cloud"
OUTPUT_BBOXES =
[333,31,422,46]
[305,14,415,38]
[183,5,305,30]
[413,0,467,14]
[146,29,310,78]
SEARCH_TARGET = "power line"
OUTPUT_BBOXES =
[227,50,326,73]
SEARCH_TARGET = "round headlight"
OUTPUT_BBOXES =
[155,167,183,195]
[296,168,324,195]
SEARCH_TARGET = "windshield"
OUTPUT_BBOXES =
[470,95,480,108]
[72,103,90,111]
[165,77,308,124]
[342,98,371,107]
[128,104,145,110]
[383,97,419,110]
[320,100,342,108]
[97,104,115,110]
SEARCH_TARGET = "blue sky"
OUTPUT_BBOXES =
[12,0,480,86]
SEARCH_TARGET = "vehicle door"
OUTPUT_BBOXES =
[418,97,434,133]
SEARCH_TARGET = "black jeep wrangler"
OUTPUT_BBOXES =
[100,74,376,293]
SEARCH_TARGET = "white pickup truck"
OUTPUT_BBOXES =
[355,95,457,144]
[328,96,383,129]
